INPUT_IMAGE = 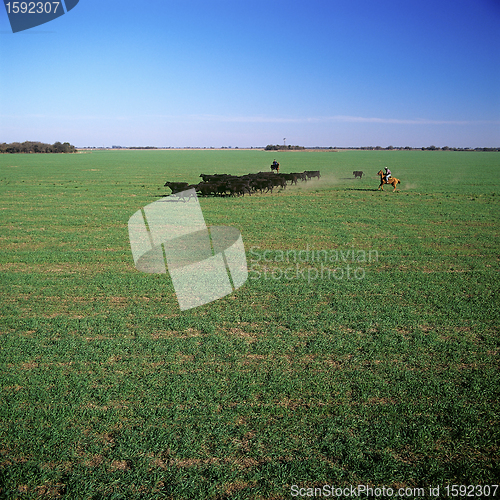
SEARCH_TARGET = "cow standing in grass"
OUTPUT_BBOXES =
[304,170,320,180]
[164,181,189,194]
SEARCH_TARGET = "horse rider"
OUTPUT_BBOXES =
[384,167,392,182]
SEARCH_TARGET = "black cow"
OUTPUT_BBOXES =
[304,170,321,180]
[195,182,219,196]
[250,178,273,194]
[353,171,363,179]
[292,172,308,182]
[199,174,231,183]
[164,181,189,193]
[270,175,287,189]
[280,173,299,185]
[227,180,251,197]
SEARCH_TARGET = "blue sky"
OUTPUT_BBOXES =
[1,0,499,148]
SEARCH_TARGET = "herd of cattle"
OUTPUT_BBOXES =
[164,170,321,197]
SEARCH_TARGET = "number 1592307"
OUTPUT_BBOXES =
[445,485,498,497]
[5,2,60,14]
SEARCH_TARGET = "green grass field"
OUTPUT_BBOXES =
[1,150,499,499]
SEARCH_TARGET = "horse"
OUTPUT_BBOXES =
[377,170,400,192]
[270,162,280,173]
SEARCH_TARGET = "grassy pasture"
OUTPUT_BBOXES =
[0,150,499,499]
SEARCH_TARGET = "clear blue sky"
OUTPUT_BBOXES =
[1,0,499,148]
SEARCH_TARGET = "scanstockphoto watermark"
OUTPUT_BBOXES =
[248,244,379,283]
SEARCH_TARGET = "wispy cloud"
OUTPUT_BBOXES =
[2,113,498,126]
[329,116,500,125]
[0,114,131,121]
[178,114,499,126]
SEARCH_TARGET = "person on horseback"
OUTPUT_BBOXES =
[271,159,280,173]
[384,167,392,183]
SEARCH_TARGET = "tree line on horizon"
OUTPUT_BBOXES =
[269,145,499,152]
[265,144,306,150]
[369,145,499,151]
[0,141,77,154]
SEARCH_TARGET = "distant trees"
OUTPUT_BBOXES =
[375,145,499,152]
[0,141,76,153]
[325,145,499,151]
[419,146,499,151]
[262,144,499,151]
[265,144,305,150]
